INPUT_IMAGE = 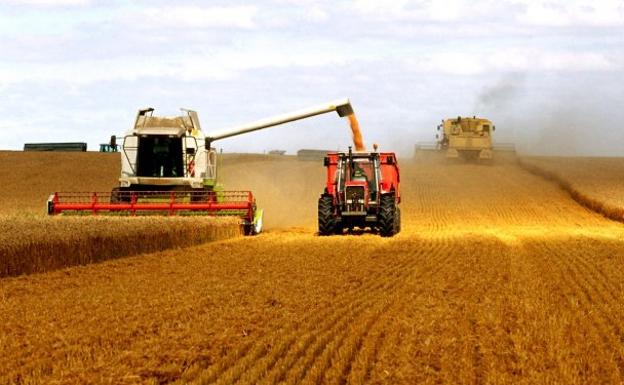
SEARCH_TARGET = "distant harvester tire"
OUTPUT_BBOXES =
[110,187,129,203]
[190,187,211,203]
[318,195,336,236]
[378,194,397,237]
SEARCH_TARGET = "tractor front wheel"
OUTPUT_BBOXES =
[379,194,397,237]
[318,195,336,236]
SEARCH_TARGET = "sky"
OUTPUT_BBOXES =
[1,0,623,156]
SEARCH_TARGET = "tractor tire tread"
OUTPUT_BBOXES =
[378,194,396,237]
[318,195,336,236]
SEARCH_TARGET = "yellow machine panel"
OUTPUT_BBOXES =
[437,116,495,159]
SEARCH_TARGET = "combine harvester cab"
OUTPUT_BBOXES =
[437,116,495,160]
[318,146,401,237]
[48,100,355,235]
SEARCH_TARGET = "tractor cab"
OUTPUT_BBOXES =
[336,153,379,209]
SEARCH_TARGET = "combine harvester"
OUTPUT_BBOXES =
[436,116,495,160]
[47,99,354,235]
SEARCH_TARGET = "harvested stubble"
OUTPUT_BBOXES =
[519,157,624,221]
[0,216,241,277]
[4,151,624,384]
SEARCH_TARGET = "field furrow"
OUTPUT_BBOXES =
[4,152,624,384]
[522,239,624,383]
[205,241,449,384]
[544,240,624,378]
[201,248,408,384]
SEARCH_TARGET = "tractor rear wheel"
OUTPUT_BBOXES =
[318,195,336,235]
[378,194,397,237]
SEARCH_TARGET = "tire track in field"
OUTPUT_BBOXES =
[543,240,624,377]
[573,242,624,307]
[531,240,624,380]
[206,237,455,385]
[235,288,390,385]
[196,283,370,384]
[244,254,418,385]
[261,240,451,385]
[465,240,522,385]
[342,237,462,385]
[447,242,500,385]
[360,236,485,384]
[321,243,455,385]
[378,236,520,384]
[190,239,443,384]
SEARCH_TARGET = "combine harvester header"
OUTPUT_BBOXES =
[47,99,354,235]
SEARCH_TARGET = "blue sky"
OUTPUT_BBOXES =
[1,0,623,156]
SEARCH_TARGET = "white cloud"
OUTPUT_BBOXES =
[518,0,624,27]
[1,0,623,155]
[483,48,615,73]
[350,0,624,27]
[405,52,484,75]
[533,51,614,71]
[4,0,89,5]
[306,5,329,22]
[403,49,616,75]
[0,41,617,86]
[427,0,466,21]
[0,39,349,85]
[350,0,429,21]
[137,5,258,29]
[349,0,510,22]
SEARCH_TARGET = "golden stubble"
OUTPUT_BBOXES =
[2,151,624,384]
[0,215,241,277]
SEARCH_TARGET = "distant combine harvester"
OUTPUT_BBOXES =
[23,142,87,152]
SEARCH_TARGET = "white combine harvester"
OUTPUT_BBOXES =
[48,99,354,235]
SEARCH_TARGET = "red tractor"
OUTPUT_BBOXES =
[318,147,401,236]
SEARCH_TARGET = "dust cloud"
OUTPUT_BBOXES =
[475,72,624,157]
[219,154,325,230]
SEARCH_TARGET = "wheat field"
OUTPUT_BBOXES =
[519,156,624,221]
[2,151,624,384]
[0,215,241,277]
